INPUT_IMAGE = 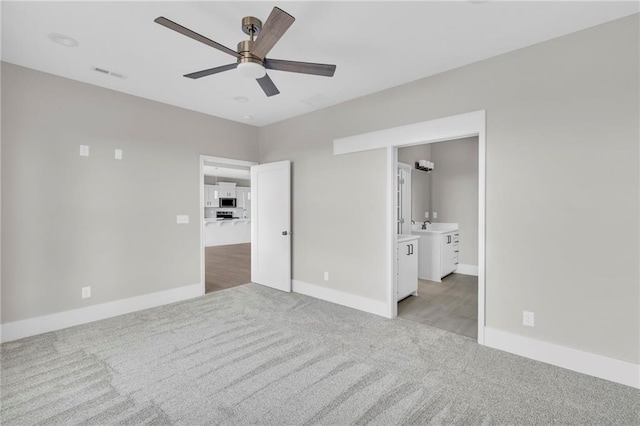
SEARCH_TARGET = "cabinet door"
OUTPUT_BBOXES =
[218,183,236,198]
[205,185,220,207]
[204,185,213,207]
[237,187,251,217]
[440,232,456,277]
[397,242,418,300]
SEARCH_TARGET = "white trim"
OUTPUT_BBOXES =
[333,110,486,345]
[456,264,479,276]
[386,146,397,319]
[334,110,485,155]
[1,283,201,343]
[485,327,640,389]
[292,280,388,317]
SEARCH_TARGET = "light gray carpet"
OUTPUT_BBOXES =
[2,284,638,425]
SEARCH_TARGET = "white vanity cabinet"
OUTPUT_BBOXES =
[440,231,459,278]
[397,235,419,301]
[204,185,219,207]
[416,229,459,282]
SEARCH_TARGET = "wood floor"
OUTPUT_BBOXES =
[397,273,478,339]
[205,243,251,293]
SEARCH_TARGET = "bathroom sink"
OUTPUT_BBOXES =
[412,223,458,234]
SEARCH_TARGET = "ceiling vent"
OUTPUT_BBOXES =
[91,66,127,79]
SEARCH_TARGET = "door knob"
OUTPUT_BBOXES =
[282,231,288,236]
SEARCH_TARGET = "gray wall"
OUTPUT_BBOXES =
[259,15,639,364]
[431,137,479,265]
[398,144,431,223]
[1,62,258,323]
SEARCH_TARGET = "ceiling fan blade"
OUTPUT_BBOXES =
[265,59,336,77]
[154,16,240,58]
[184,63,238,79]
[250,7,295,59]
[256,74,280,97]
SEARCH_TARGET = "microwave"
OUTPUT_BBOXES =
[219,198,236,208]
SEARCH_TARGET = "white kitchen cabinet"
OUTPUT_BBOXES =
[236,187,251,218]
[204,185,219,207]
[397,235,419,301]
[416,230,459,282]
[218,182,236,198]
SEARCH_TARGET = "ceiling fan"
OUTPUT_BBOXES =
[154,7,336,97]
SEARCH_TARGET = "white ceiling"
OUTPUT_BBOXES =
[2,1,638,127]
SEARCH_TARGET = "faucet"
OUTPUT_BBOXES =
[421,220,431,230]
[411,220,415,225]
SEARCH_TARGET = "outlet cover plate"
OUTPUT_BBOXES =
[523,311,535,327]
[82,286,91,299]
[177,215,189,224]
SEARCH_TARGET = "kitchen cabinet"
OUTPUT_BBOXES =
[397,235,419,301]
[204,185,219,207]
[416,230,459,282]
[236,187,251,218]
[218,182,236,198]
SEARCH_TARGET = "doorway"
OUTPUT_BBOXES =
[199,156,257,295]
[396,138,479,339]
[332,110,486,344]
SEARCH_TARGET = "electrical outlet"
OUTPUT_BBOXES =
[425,212,429,219]
[79,145,90,157]
[176,215,189,224]
[82,286,91,299]
[324,271,329,281]
[115,149,123,160]
[433,212,438,219]
[523,311,535,327]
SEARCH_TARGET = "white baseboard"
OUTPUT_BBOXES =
[292,280,388,317]
[1,283,202,343]
[455,264,478,276]
[484,327,639,389]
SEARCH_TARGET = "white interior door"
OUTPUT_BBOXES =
[251,161,291,292]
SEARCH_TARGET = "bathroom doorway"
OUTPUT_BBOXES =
[396,138,479,338]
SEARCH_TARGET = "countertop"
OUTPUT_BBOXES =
[411,223,458,234]
[204,218,251,226]
[397,234,420,243]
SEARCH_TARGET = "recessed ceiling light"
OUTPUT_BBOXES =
[234,96,249,103]
[242,115,253,120]
[48,33,79,47]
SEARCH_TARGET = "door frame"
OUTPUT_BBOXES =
[333,110,486,344]
[199,155,258,296]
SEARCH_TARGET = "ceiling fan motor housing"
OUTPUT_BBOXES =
[237,40,263,66]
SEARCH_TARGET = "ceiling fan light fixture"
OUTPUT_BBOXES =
[237,62,266,79]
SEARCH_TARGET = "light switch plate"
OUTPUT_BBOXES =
[115,149,123,160]
[425,212,429,219]
[82,286,91,299]
[433,212,438,219]
[177,215,189,224]
[79,145,90,157]
[323,271,329,281]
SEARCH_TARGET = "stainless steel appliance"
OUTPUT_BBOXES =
[219,198,236,208]
[216,211,234,219]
